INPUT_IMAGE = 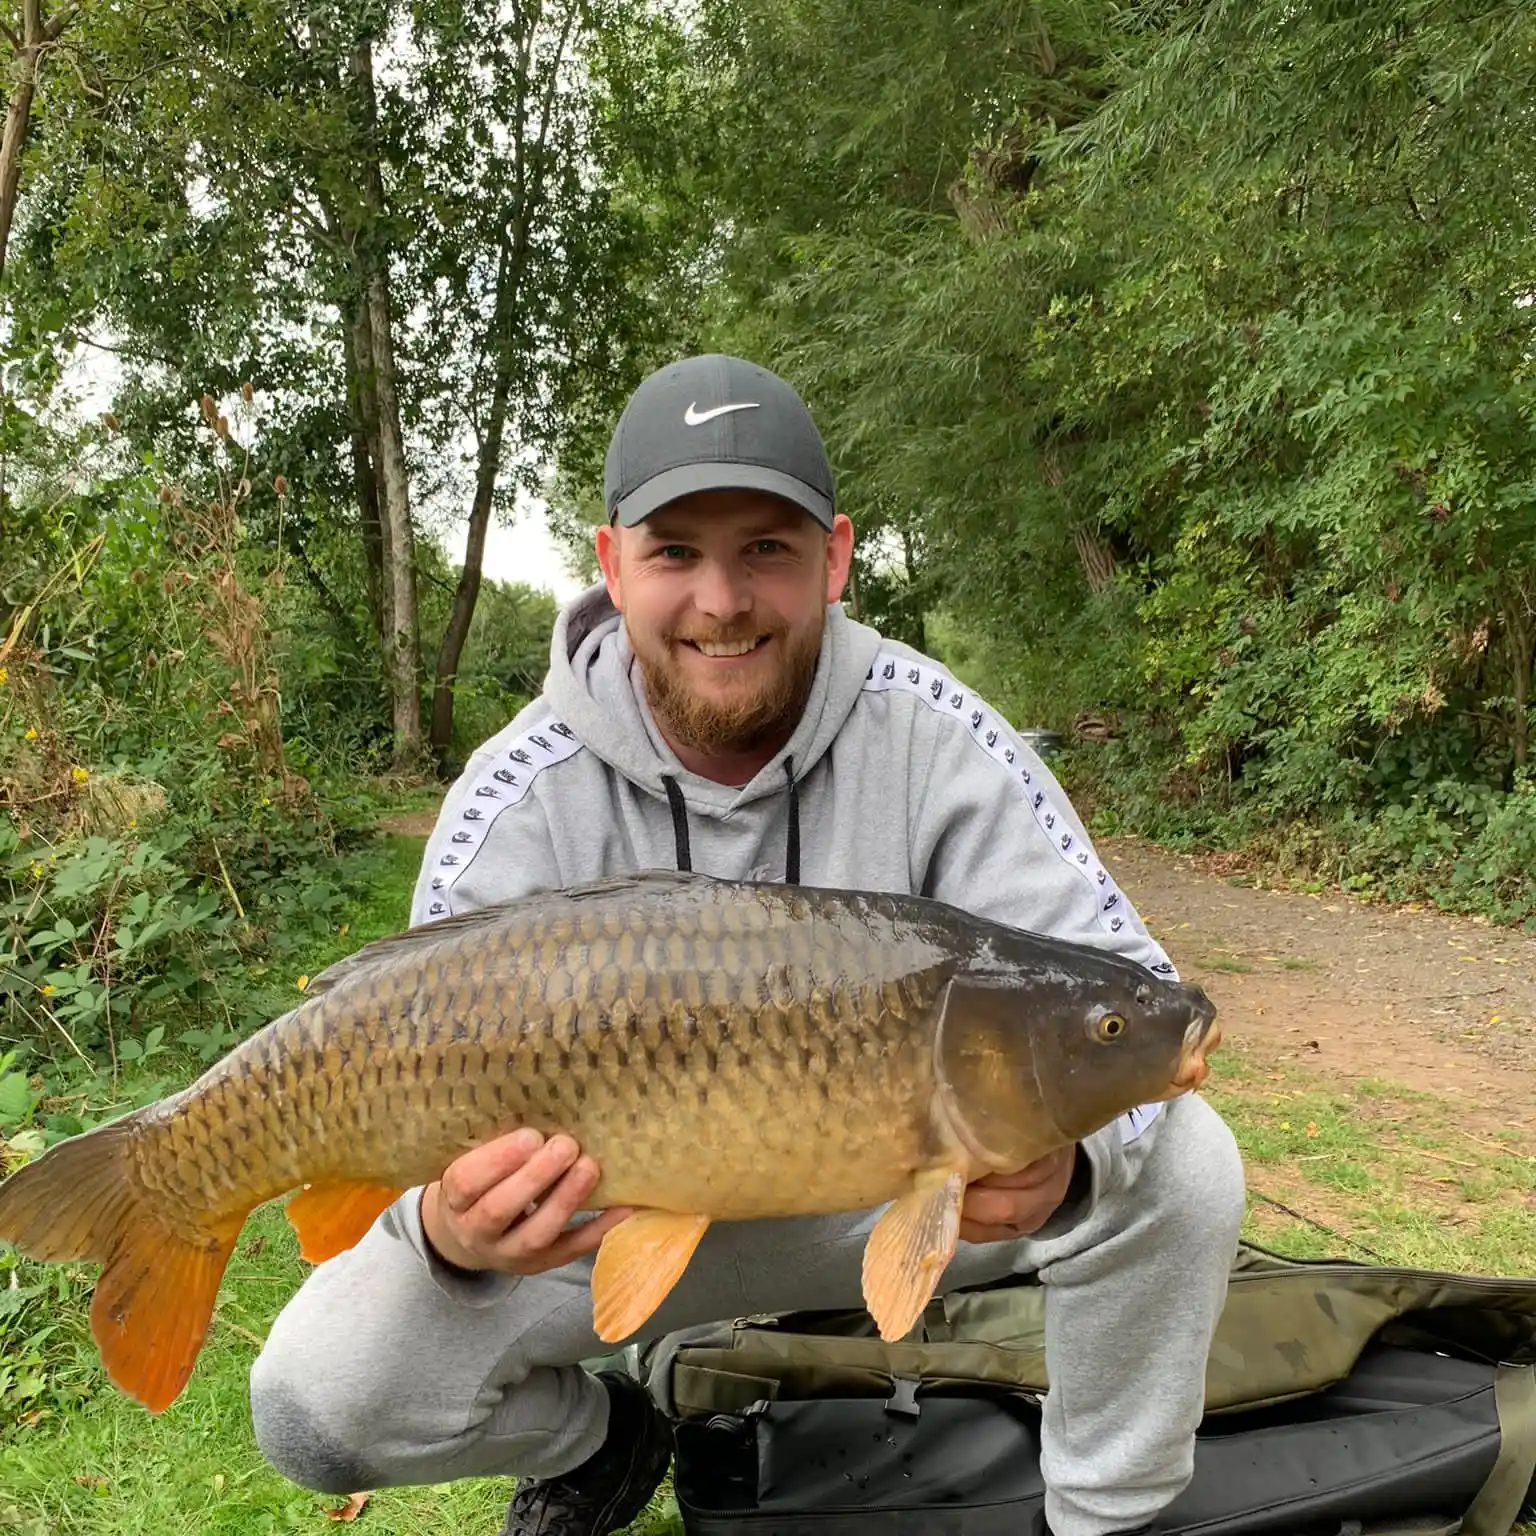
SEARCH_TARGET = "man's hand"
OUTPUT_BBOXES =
[420,1127,632,1275]
[959,1146,1079,1244]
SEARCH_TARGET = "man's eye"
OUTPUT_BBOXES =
[752,539,785,555]
[658,545,693,560]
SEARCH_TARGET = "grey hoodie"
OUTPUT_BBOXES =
[409,582,1179,1164]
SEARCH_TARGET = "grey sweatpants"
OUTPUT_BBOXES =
[250,1093,1245,1536]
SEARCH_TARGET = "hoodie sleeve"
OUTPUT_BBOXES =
[909,694,1178,981]
[407,705,569,928]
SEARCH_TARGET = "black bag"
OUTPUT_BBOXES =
[650,1244,1536,1536]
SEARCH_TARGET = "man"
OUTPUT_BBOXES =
[250,354,1246,1536]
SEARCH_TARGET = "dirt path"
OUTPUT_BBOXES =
[1100,836,1536,1144]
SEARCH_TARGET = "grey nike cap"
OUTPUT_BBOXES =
[604,353,835,529]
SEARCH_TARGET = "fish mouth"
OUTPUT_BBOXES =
[1171,994,1221,1093]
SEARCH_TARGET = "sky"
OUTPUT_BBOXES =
[60,337,591,606]
[470,504,586,603]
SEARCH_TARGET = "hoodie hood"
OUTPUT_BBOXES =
[543,582,885,825]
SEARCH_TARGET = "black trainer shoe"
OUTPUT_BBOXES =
[499,1370,673,1536]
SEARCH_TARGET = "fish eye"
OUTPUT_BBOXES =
[1096,1013,1127,1043]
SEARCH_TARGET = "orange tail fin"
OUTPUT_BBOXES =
[0,1116,243,1414]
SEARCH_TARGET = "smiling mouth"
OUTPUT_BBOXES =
[685,637,769,658]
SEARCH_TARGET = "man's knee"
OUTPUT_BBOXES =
[1151,1094,1247,1251]
[249,1338,383,1494]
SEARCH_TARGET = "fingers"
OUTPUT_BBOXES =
[518,1206,635,1273]
[959,1147,1077,1244]
[464,1133,594,1238]
[429,1127,627,1276]
[958,1216,1037,1245]
[968,1149,1072,1193]
[481,1149,601,1258]
[439,1127,548,1212]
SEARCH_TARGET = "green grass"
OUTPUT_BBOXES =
[1196,953,1252,974]
[1204,1038,1536,1276]
[3,839,1534,1532]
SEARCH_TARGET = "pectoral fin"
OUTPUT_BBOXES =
[862,1168,965,1341]
[591,1209,711,1342]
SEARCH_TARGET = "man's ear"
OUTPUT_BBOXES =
[824,513,855,604]
[595,521,623,608]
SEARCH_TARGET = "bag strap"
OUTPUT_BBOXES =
[1461,1363,1536,1536]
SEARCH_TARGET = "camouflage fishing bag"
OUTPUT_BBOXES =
[633,1241,1536,1536]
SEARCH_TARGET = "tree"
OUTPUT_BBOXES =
[0,0,76,283]
[5,0,709,771]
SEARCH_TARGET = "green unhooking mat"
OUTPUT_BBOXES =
[634,1241,1536,1536]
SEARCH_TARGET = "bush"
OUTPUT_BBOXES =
[0,443,372,1093]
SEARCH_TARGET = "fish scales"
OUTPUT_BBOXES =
[122,882,930,1228]
[0,869,1221,1413]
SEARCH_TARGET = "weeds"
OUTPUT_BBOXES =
[0,392,354,1084]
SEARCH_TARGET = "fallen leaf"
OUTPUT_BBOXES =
[1305,1121,1319,1139]
[326,1492,369,1523]
[72,1475,107,1491]
[1279,1120,1292,1131]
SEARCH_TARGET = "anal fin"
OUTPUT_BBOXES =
[286,1180,406,1264]
[591,1209,710,1342]
[862,1168,965,1341]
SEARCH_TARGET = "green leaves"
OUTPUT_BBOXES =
[585,0,1536,916]
[0,1061,38,1130]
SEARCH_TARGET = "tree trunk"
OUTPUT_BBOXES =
[342,293,386,646]
[365,267,421,770]
[0,52,38,284]
[900,522,927,654]
[1508,606,1532,777]
[0,0,72,283]
[352,39,422,771]
[430,236,513,765]
[424,0,583,763]
[1073,525,1118,593]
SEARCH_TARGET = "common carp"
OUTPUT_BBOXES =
[0,870,1220,1415]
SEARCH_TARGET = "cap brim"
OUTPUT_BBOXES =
[611,462,834,530]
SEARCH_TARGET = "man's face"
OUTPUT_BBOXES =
[595,489,855,759]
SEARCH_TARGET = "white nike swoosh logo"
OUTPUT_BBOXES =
[684,400,760,425]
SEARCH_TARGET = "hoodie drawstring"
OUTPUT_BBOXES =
[662,774,692,873]
[659,760,801,884]
[782,756,800,884]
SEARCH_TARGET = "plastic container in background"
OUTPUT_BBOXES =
[1016,728,1064,760]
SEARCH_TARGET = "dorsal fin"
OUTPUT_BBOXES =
[301,868,718,1000]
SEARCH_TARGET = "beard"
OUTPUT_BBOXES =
[630,612,825,759]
